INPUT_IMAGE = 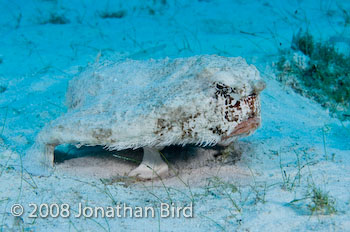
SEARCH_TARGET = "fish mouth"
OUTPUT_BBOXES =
[233,93,261,136]
[220,93,261,141]
[231,116,260,135]
[220,116,261,142]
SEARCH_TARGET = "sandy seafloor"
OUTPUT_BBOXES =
[1,0,350,231]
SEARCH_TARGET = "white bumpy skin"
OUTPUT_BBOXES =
[24,55,265,179]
